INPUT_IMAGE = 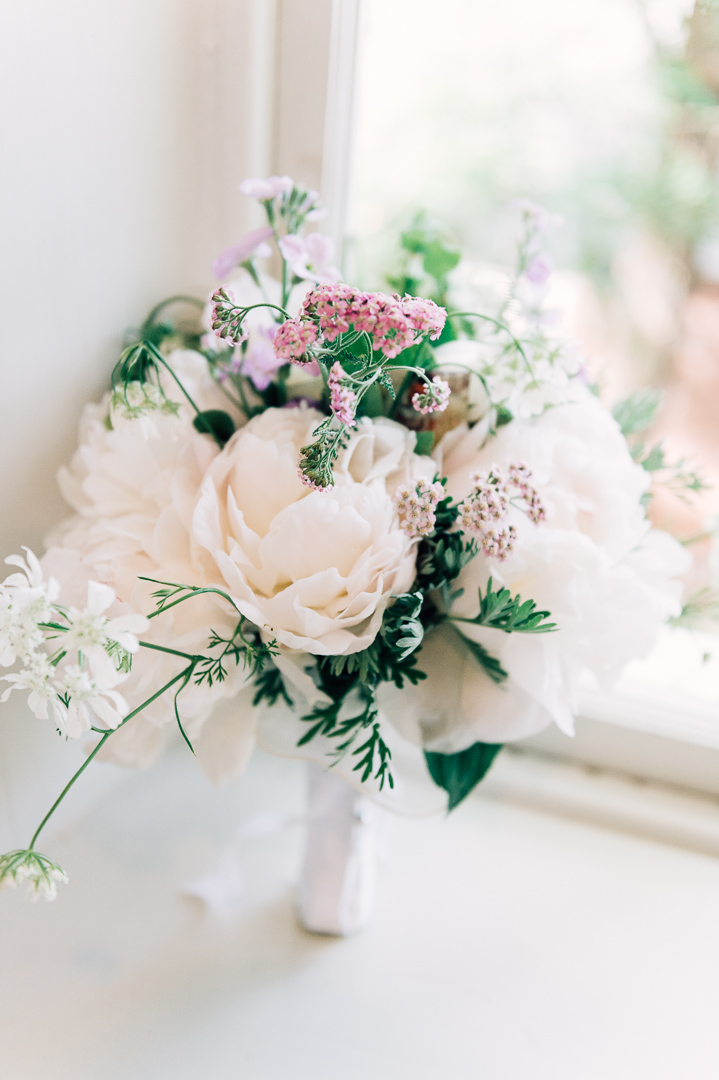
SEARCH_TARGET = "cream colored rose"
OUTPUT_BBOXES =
[190,406,430,655]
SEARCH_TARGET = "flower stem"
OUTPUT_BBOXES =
[27,669,190,851]
[141,295,204,333]
[447,311,535,380]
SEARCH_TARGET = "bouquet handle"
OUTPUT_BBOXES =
[296,763,387,936]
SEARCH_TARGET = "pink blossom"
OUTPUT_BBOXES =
[508,462,546,523]
[457,462,545,560]
[242,326,282,390]
[411,376,451,415]
[400,296,446,340]
[279,233,341,283]
[300,284,447,358]
[524,255,551,286]
[300,189,320,212]
[239,175,294,200]
[394,478,445,538]
[328,362,357,427]
[211,227,274,279]
[209,287,249,349]
[273,318,319,363]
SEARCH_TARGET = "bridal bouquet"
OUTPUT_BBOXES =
[0,179,690,900]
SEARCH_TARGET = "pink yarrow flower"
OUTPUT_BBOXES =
[393,478,445,538]
[209,287,249,349]
[457,462,545,561]
[300,285,447,357]
[328,362,357,427]
[400,296,446,339]
[411,376,451,415]
[211,227,274,279]
[273,318,319,363]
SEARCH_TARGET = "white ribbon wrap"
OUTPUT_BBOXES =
[296,764,388,936]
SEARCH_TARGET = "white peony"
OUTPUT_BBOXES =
[382,388,689,751]
[190,406,431,655]
[44,350,252,774]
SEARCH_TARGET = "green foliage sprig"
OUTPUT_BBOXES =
[612,389,707,504]
[450,576,557,635]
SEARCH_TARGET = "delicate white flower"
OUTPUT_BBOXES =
[384,389,689,750]
[62,581,148,688]
[0,652,64,724]
[190,407,432,655]
[0,549,60,666]
[0,850,69,902]
[59,664,129,737]
[278,233,341,284]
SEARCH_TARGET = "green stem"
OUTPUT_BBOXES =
[388,370,417,418]
[141,295,204,332]
[447,311,535,379]
[28,669,190,850]
[139,641,196,661]
[144,344,206,417]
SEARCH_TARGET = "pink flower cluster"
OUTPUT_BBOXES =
[209,287,249,350]
[328,362,357,427]
[298,470,333,493]
[393,478,445,538]
[273,318,319,363]
[411,376,451,415]
[508,462,546,524]
[300,284,446,359]
[457,462,545,561]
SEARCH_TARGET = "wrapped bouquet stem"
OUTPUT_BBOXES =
[0,180,695,922]
[297,764,387,936]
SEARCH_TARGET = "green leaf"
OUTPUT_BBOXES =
[461,635,509,684]
[423,240,461,281]
[612,389,662,436]
[415,430,435,456]
[637,442,666,472]
[425,742,503,810]
[193,409,236,445]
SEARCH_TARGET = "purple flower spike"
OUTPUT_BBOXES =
[211,227,274,279]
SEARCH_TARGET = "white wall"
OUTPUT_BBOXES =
[0,0,279,846]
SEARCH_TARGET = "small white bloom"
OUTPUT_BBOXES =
[0,651,64,724]
[63,581,148,687]
[0,849,69,902]
[60,664,129,737]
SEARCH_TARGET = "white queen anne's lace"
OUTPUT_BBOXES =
[0,550,148,739]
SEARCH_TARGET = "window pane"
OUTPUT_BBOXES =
[352,0,719,561]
